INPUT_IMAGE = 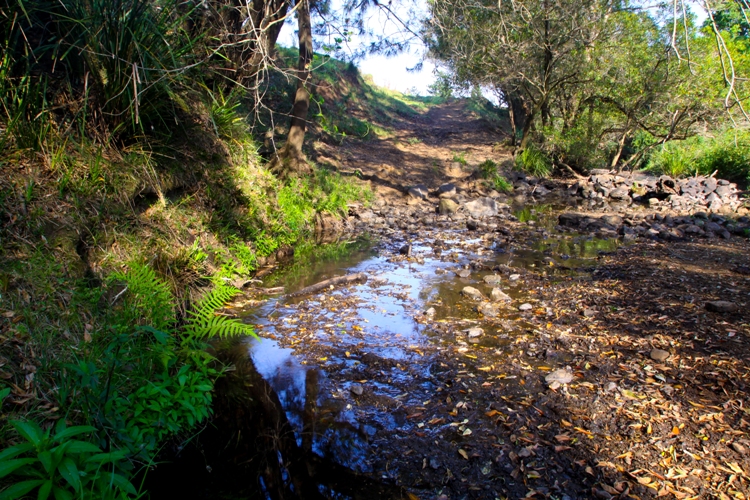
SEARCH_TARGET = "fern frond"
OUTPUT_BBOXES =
[111,262,175,331]
[184,283,257,339]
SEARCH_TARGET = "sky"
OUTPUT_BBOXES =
[278,0,437,95]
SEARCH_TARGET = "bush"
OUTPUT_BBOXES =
[515,144,553,178]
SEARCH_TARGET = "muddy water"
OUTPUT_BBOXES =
[234,210,622,483]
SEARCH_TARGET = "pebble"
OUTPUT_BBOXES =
[350,383,364,396]
[424,307,436,317]
[456,269,471,278]
[705,300,739,313]
[518,303,533,311]
[509,274,521,281]
[650,348,670,362]
[581,308,597,317]
[465,327,484,338]
[545,368,574,386]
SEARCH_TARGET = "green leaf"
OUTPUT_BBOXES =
[11,421,44,447]
[0,459,36,479]
[0,387,10,401]
[86,451,127,464]
[52,426,96,443]
[57,458,81,493]
[108,473,137,496]
[0,443,34,462]
[51,486,72,500]
[37,451,52,474]
[63,441,101,455]
[37,480,52,500]
[0,479,44,500]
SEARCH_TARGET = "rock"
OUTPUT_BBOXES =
[509,274,521,281]
[399,243,412,256]
[518,303,533,311]
[350,383,364,396]
[650,348,670,362]
[408,184,428,200]
[466,220,479,231]
[456,269,471,278]
[465,327,484,338]
[609,188,631,200]
[429,458,440,470]
[483,275,504,285]
[424,307,436,317]
[436,183,457,198]
[705,300,738,313]
[461,286,485,301]
[490,288,512,303]
[464,197,499,218]
[601,215,623,226]
[559,213,585,227]
[438,198,459,215]
[545,368,574,386]
[478,302,501,317]
[581,308,597,317]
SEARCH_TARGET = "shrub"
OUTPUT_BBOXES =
[515,144,552,178]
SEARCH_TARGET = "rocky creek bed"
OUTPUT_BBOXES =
[147,97,750,499]
[174,182,750,500]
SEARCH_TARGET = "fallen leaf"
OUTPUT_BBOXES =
[458,449,469,460]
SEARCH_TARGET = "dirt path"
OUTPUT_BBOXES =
[248,101,750,500]
[318,100,511,203]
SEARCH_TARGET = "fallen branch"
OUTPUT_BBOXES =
[286,273,368,298]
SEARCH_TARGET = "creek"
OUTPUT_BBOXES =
[146,203,623,499]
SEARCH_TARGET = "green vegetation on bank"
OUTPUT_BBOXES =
[0,0,422,497]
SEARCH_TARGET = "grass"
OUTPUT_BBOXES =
[478,159,513,193]
[515,144,553,178]
[645,129,750,184]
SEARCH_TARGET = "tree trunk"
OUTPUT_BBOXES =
[611,126,632,171]
[270,0,313,178]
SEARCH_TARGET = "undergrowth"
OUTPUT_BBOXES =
[646,128,750,183]
[478,159,513,193]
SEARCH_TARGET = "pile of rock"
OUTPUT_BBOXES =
[570,170,745,213]
[558,211,750,241]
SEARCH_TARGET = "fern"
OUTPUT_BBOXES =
[183,283,257,339]
[111,262,175,331]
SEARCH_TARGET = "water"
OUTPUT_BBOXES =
[237,211,622,473]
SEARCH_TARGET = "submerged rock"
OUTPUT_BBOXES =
[461,286,485,301]
[490,288,512,303]
[545,368,574,387]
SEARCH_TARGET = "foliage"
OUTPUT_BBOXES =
[0,420,136,499]
[646,128,750,182]
[0,0,197,142]
[452,151,468,166]
[478,159,513,193]
[515,145,552,178]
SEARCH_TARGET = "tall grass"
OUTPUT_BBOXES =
[646,129,750,183]
[515,144,553,177]
[0,0,197,145]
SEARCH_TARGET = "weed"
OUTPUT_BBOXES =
[477,159,512,193]
[407,137,422,146]
[452,151,468,166]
